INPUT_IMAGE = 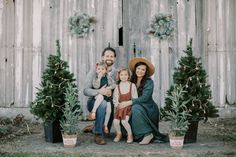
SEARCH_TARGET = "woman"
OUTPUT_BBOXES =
[119,57,168,145]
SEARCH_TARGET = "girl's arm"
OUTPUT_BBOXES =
[113,86,119,107]
[132,83,138,99]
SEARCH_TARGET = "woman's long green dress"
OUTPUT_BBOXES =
[131,78,167,142]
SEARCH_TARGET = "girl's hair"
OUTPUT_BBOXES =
[130,62,150,95]
[96,61,108,70]
[116,68,130,84]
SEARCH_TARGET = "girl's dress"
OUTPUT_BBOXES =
[114,83,132,120]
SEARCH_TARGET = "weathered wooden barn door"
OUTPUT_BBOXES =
[0,0,14,107]
[123,0,164,107]
[122,0,236,108]
[122,0,200,107]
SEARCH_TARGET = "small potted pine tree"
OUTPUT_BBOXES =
[162,85,190,149]
[60,82,82,148]
[30,40,76,143]
[161,39,218,143]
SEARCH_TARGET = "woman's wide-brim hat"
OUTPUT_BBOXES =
[128,57,155,76]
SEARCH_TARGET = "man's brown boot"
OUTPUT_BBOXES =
[94,134,106,145]
[83,125,94,133]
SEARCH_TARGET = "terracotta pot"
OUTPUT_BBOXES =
[169,134,185,149]
[62,133,77,148]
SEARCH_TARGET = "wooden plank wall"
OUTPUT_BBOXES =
[123,0,236,108]
[205,0,236,107]
[0,0,122,118]
[0,0,14,107]
[0,0,235,118]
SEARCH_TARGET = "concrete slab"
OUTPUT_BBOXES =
[0,119,235,157]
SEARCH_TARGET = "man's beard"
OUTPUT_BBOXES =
[105,60,113,66]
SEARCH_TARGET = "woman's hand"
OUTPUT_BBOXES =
[118,101,132,109]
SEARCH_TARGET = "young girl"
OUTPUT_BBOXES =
[113,68,138,143]
[90,61,116,133]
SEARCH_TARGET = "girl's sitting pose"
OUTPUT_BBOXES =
[90,61,116,133]
[113,68,138,143]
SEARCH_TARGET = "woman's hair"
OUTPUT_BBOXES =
[116,68,130,84]
[130,62,150,95]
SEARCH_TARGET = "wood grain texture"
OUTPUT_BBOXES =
[0,0,235,117]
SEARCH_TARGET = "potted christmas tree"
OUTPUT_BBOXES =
[60,82,82,148]
[30,40,76,143]
[161,39,218,143]
[162,85,190,149]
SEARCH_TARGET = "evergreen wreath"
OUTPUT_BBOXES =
[68,13,96,38]
[148,13,175,40]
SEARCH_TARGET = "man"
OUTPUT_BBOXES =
[83,46,117,145]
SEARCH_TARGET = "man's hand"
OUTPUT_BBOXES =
[98,86,112,97]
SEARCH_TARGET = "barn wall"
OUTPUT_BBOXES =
[0,0,235,118]
[123,0,236,108]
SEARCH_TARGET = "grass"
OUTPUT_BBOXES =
[0,152,97,157]
[199,117,236,144]
[211,118,236,143]
[196,151,236,157]
[2,151,236,157]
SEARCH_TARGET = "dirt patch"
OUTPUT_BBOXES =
[199,117,236,145]
[1,115,236,145]
[0,114,41,144]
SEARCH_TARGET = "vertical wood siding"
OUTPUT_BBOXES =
[0,0,14,107]
[0,0,235,117]
[123,0,236,108]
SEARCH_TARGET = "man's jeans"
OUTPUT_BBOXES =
[87,98,108,135]
[87,98,114,135]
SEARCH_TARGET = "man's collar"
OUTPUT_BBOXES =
[107,66,114,73]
